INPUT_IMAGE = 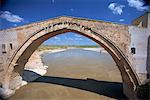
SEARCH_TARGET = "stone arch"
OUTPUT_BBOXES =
[4,22,140,99]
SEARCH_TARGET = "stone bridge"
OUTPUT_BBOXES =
[0,12,150,99]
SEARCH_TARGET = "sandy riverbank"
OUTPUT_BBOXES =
[82,48,107,53]
[38,47,107,56]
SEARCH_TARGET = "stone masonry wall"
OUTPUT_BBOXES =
[129,26,150,82]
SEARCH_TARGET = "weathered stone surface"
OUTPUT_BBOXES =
[0,88,15,99]
[24,51,47,75]
[9,76,22,90]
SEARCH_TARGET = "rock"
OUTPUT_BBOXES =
[9,76,22,90]
[43,65,48,70]
[0,88,15,99]
[21,81,27,86]
[23,51,48,81]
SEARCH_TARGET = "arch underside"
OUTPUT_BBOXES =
[5,23,140,98]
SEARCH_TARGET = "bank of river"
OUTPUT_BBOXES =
[9,48,126,100]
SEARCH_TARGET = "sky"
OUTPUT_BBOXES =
[0,0,150,45]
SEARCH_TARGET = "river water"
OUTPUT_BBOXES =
[9,49,126,100]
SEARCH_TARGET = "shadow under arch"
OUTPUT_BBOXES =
[4,23,140,99]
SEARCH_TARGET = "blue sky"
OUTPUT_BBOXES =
[0,0,149,45]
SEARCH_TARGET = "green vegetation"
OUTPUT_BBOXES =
[37,45,99,51]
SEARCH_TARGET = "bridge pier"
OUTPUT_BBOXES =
[116,61,137,99]
[123,82,137,99]
[135,79,150,99]
[0,87,15,99]
[0,75,15,99]
[0,69,23,99]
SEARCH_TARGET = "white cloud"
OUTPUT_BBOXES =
[108,3,125,15]
[127,0,149,11]
[119,19,125,22]
[53,36,60,40]
[0,11,24,23]
[74,34,82,38]
[75,38,83,41]
[52,0,55,3]
[13,24,17,27]
[64,37,74,41]
[67,37,74,41]
[70,8,74,12]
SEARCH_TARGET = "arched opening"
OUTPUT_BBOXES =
[4,23,140,99]
[11,32,125,99]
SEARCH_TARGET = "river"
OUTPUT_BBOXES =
[9,49,127,100]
